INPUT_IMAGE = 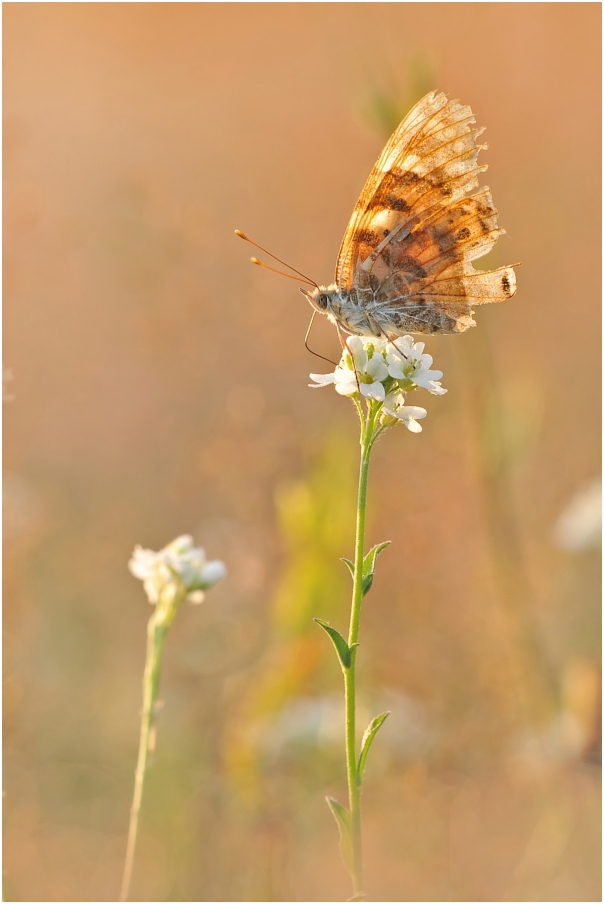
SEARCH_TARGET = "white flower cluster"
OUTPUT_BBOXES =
[129,534,227,609]
[310,335,446,433]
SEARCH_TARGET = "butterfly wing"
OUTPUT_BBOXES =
[335,91,444,289]
[335,91,516,334]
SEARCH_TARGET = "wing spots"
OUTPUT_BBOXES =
[358,230,380,248]
[357,270,381,295]
[376,172,403,194]
[502,273,511,295]
[430,224,458,252]
[398,170,422,186]
[397,257,427,280]
[368,195,410,214]
[368,171,414,214]
[454,227,471,242]
[375,171,416,196]
[426,170,445,188]
[441,185,453,197]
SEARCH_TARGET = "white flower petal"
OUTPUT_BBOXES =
[361,381,386,402]
[401,406,427,419]
[166,535,194,555]
[200,560,227,587]
[346,335,364,356]
[128,546,158,579]
[354,349,368,370]
[387,363,406,380]
[415,377,447,395]
[366,357,388,381]
[334,366,356,381]
[335,381,358,396]
[309,372,336,387]
[382,390,404,415]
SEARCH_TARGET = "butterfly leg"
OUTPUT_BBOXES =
[387,335,409,359]
[371,319,408,361]
[363,315,409,362]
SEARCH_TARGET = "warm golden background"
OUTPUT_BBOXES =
[3,4,601,902]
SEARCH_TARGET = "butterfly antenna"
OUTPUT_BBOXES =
[250,257,316,286]
[235,230,318,287]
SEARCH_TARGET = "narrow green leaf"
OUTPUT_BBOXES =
[314,618,352,669]
[340,557,355,578]
[362,541,390,578]
[361,573,374,596]
[326,796,354,877]
[357,711,390,781]
[360,541,390,596]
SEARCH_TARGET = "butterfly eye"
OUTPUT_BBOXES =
[319,293,329,310]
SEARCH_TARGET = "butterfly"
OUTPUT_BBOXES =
[237,90,517,347]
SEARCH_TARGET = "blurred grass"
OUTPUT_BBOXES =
[226,428,356,805]
[360,54,439,137]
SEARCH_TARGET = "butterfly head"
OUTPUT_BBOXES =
[301,284,340,316]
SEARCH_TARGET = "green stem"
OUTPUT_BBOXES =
[120,615,167,902]
[344,404,375,898]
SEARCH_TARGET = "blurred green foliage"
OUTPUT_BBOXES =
[226,428,357,803]
[361,53,438,137]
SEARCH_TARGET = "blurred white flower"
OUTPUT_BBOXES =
[554,478,601,551]
[3,367,15,403]
[261,695,345,756]
[386,336,447,395]
[129,535,227,608]
[3,471,45,542]
[259,688,433,763]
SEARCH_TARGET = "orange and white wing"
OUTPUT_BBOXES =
[335,91,516,331]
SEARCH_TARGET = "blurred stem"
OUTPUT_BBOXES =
[455,329,557,724]
[344,403,376,899]
[120,613,168,902]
